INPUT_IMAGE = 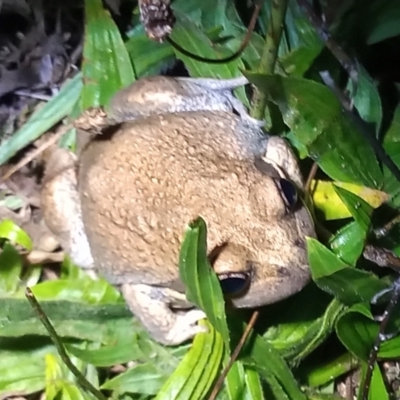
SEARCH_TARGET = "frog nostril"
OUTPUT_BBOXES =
[217,272,250,296]
[278,178,298,209]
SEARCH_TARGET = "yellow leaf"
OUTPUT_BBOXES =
[310,181,389,220]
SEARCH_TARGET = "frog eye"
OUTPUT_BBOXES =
[217,272,250,296]
[278,178,298,209]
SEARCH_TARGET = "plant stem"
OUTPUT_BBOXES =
[251,0,288,120]
[25,287,107,400]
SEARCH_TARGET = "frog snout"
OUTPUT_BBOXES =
[209,242,253,297]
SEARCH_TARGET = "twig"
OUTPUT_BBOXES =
[304,161,318,195]
[373,214,400,240]
[25,287,107,400]
[360,281,400,400]
[168,1,261,64]
[319,69,400,185]
[208,310,259,400]
[251,0,289,120]
[296,0,357,80]
[363,245,400,273]
[0,125,70,184]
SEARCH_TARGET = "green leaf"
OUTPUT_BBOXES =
[155,320,223,400]
[335,303,377,361]
[171,13,243,76]
[307,238,388,304]
[245,74,383,188]
[0,342,56,395]
[170,12,248,106]
[0,74,82,166]
[304,352,358,387]
[333,187,373,232]
[0,220,32,250]
[368,362,390,400]
[66,336,142,367]
[347,65,382,134]
[383,104,400,144]
[267,297,345,364]
[125,31,174,78]
[243,366,264,399]
[382,142,400,206]
[329,222,368,267]
[30,277,121,305]
[0,297,136,343]
[280,2,323,77]
[179,217,230,347]
[101,362,168,395]
[0,244,23,294]
[329,187,372,266]
[244,330,307,400]
[223,361,264,400]
[81,0,135,110]
[366,2,400,44]
[44,352,95,400]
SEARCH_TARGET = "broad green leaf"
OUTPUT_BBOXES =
[368,362,390,400]
[170,13,248,107]
[171,13,240,70]
[284,0,322,51]
[0,244,23,294]
[125,31,174,78]
[134,335,189,371]
[223,360,246,399]
[280,2,324,76]
[101,362,168,395]
[179,217,230,347]
[0,342,56,395]
[171,0,265,71]
[304,352,358,387]
[0,74,82,166]
[383,104,400,144]
[67,336,142,367]
[30,278,121,305]
[81,0,135,110]
[155,321,223,400]
[366,2,400,44]
[0,219,32,250]
[279,44,323,77]
[267,297,345,364]
[333,187,373,231]
[330,187,372,264]
[243,367,264,399]
[45,352,95,400]
[223,361,264,400]
[244,330,307,400]
[347,65,382,134]
[245,74,383,188]
[336,303,377,361]
[0,297,136,343]
[329,222,367,266]
[307,238,388,304]
[382,142,400,206]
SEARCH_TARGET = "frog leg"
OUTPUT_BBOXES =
[177,76,249,91]
[177,76,265,127]
[41,147,94,270]
[121,283,207,345]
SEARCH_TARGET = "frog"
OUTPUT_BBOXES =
[40,75,316,345]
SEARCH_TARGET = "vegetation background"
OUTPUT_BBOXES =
[1,0,400,399]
